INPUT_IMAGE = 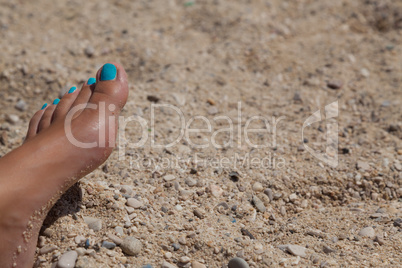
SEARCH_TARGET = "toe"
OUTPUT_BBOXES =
[37,100,58,132]
[52,86,80,122]
[89,62,128,109]
[25,103,48,141]
[69,77,97,118]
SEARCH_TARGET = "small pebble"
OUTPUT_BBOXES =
[74,235,85,244]
[374,236,385,245]
[327,80,343,90]
[358,227,375,238]
[161,262,177,268]
[356,161,370,172]
[163,174,176,181]
[252,195,266,213]
[264,188,274,201]
[228,257,250,268]
[127,198,143,209]
[107,233,123,245]
[102,241,116,250]
[57,250,78,268]
[120,185,133,195]
[84,45,95,57]
[115,226,124,236]
[252,182,263,192]
[172,243,180,251]
[39,245,57,254]
[289,193,298,202]
[191,261,206,268]
[15,99,27,111]
[179,256,191,263]
[286,244,307,257]
[120,236,143,256]
[6,114,19,124]
[360,68,370,77]
[210,184,223,197]
[83,216,102,232]
[185,178,197,187]
[207,106,218,115]
[193,209,204,219]
[323,245,335,254]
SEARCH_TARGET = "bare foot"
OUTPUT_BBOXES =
[0,63,128,268]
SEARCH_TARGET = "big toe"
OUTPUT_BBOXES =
[88,62,128,111]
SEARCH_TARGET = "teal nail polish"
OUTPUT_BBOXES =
[100,63,117,81]
[87,77,96,85]
[53,98,60,105]
[68,86,77,94]
[41,103,48,110]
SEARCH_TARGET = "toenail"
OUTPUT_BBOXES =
[41,103,48,110]
[53,99,60,105]
[68,86,77,94]
[100,63,117,81]
[87,77,96,85]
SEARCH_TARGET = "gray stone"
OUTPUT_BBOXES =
[357,161,370,171]
[107,233,123,245]
[15,99,27,111]
[120,236,143,256]
[264,188,274,201]
[358,227,375,238]
[172,243,180,251]
[57,250,78,268]
[83,216,102,231]
[228,257,250,268]
[39,245,57,254]
[102,241,116,249]
[207,106,218,115]
[286,244,307,257]
[185,178,197,187]
[75,256,97,268]
[120,185,133,195]
[161,262,177,268]
[252,195,266,213]
[323,245,335,254]
[327,80,343,90]
[84,45,95,57]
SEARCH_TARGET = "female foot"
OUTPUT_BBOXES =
[0,62,128,268]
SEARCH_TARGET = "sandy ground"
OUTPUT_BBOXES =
[0,0,401,267]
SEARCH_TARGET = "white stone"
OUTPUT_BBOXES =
[286,244,307,257]
[163,174,176,181]
[252,182,263,192]
[210,185,223,197]
[126,198,143,209]
[358,227,375,238]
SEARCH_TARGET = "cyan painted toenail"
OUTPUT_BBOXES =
[41,103,48,110]
[68,86,77,94]
[100,63,117,81]
[53,98,60,105]
[87,77,96,85]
